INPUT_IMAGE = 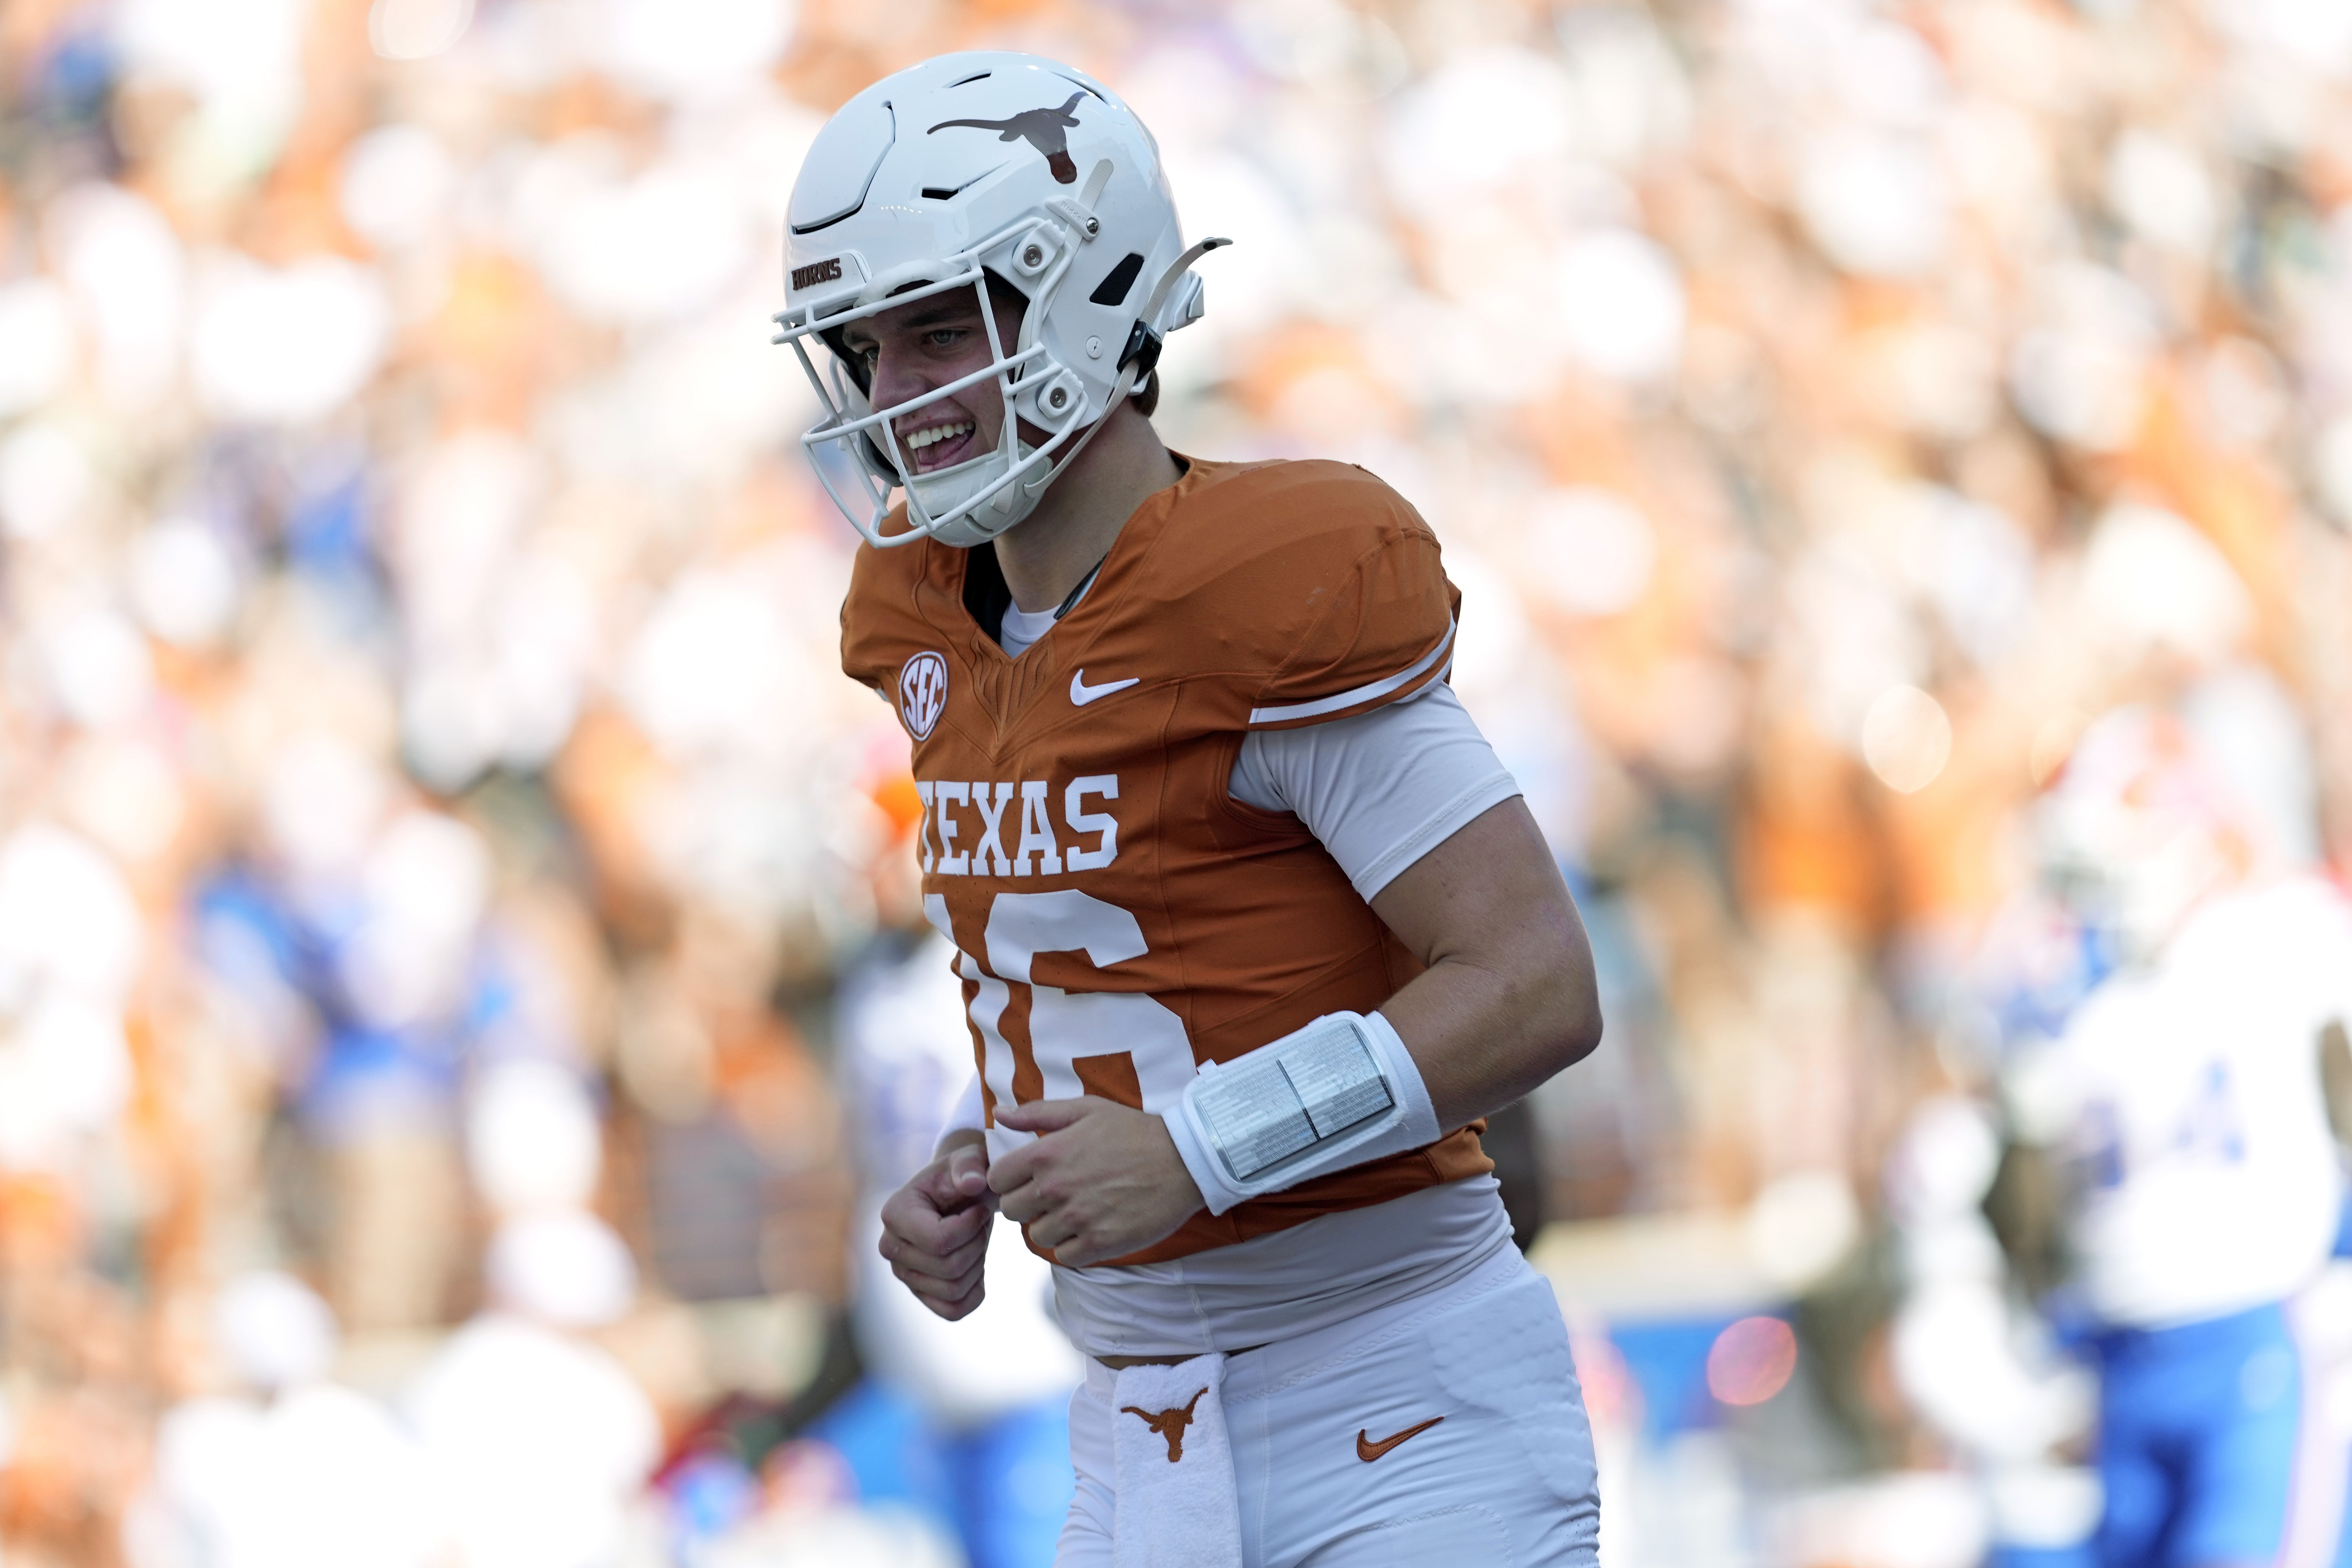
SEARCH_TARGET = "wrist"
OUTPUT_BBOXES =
[1159,1102,1230,1215]
[1164,1009,1441,1216]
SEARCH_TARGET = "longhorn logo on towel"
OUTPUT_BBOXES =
[1120,1388,1207,1463]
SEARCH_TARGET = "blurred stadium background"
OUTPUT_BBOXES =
[2,0,2351,1563]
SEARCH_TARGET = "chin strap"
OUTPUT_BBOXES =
[1007,360,1138,511]
[1006,236,1234,516]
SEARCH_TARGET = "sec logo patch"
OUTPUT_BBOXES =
[898,651,949,740]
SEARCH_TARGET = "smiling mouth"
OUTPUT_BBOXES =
[899,418,976,472]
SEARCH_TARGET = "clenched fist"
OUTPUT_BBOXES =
[877,1131,996,1320]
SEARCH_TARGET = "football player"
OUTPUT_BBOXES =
[1995,707,2352,1568]
[773,51,1605,1568]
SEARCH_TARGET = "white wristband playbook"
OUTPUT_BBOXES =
[1160,1010,1441,1217]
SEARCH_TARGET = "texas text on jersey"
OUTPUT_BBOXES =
[841,456,1494,1266]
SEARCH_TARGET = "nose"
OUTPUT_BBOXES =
[868,342,934,415]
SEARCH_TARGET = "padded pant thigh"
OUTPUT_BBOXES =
[1266,1269,1600,1568]
[1058,1259,1601,1568]
[1300,1506,1515,1568]
[1425,1270,1602,1515]
[2171,1340,2300,1568]
[2096,1319,2301,1568]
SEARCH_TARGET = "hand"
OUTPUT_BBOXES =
[989,1098,1205,1267]
[877,1133,995,1320]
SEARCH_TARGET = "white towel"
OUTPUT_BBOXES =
[1110,1353,1244,1568]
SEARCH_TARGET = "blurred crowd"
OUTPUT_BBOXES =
[3,0,2352,1564]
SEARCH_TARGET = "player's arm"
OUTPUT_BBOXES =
[992,793,1601,1267]
[876,1127,996,1320]
[995,500,1599,1262]
[1366,794,1601,1126]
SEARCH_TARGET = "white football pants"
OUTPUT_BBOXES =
[1057,1243,1601,1567]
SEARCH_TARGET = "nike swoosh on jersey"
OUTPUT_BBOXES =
[1355,1415,1445,1462]
[1070,671,1141,706]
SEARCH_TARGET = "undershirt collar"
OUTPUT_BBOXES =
[999,601,1059,659]
[999,553,1107,658]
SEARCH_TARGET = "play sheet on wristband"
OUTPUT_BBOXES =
[1193,1019,1394,1182]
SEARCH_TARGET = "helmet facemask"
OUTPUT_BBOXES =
[772,53,1223,549]
[782,212,1125,549]
[2035,709,2254,966]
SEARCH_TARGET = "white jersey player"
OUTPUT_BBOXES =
[2001,707,2352,1568]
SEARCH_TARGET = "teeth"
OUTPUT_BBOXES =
[904,420,973,452]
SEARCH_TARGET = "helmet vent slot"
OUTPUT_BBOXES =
[1089,253,1147,306]
[948,70,992,87]
[919,164,1004,203]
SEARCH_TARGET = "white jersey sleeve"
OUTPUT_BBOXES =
[1228,680,1523,901]
[997,565,1523,904]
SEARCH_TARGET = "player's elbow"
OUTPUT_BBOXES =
[1542,981,1602,1074]
[1559,990,1604,1068]
[1492,987,1598,1110]
[1531,947,1602,1076]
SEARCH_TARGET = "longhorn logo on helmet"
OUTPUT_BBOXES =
[928,93,1086,184]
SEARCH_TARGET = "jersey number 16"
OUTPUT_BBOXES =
[925,890,1201,1136]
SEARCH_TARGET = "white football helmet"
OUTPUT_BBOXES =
[2037,706,2252,962]
[772,52,1224,549]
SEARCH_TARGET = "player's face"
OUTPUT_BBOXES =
[836,284,1031,476]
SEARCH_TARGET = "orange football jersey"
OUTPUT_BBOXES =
[839,456,1493,1266]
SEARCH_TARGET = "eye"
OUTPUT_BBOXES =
[926,328,965,349]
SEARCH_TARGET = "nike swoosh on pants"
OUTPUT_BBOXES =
[1355,1415,1445,1462]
